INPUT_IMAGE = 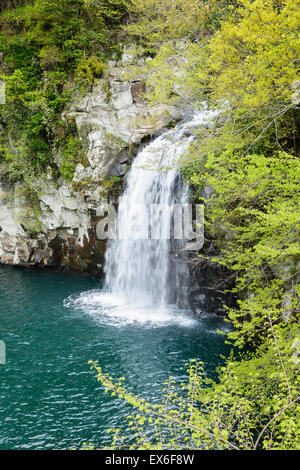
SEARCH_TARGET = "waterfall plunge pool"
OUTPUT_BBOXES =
[0,109,231,449]
[0,266,231,449]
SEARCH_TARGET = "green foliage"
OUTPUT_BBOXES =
[130,0,300,145]
[207,0,300,108]
[0,1,27,14]
[39,46,65,70]
[99,174,122,199]
[58,135,85,182]
[186,146,300,354]
[0,0,128,182]
[85,0,128,26]
[89,351,300,449]
[123,0,233,51]
[74,56,105,89]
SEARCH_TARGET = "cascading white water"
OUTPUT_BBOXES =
[104,131,189,308]
[65,109,216,327]
[104,109,216,309]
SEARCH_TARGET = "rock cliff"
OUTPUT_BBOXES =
[0,51,181,274]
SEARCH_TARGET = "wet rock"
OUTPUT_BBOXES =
[188,257,236,315]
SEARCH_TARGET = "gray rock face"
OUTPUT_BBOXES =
[292,80,300,106]
[69,64,181,181]
[38,182,90,243]
[0,180,93,269]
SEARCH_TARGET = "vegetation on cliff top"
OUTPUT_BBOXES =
[0,0,127,183]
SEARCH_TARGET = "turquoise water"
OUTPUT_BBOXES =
[0,266,231,450]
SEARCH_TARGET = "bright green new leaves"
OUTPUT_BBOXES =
[207,0,300,108]
[89,352,300,450]
[123,0,237,50]
[130,0,300,126]
[124,0,205,49]
[186,144,300,341]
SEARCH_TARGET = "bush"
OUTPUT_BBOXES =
[74,56,105,88]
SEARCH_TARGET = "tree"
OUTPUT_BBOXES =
[88,347,300,450]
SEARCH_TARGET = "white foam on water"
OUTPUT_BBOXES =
[64,290,197,328]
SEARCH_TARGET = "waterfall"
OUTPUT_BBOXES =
[104,129,190,308]
[104,110,215,310]
[65,109,216,327]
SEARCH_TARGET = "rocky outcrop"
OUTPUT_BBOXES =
[0,49,183,273]
[188,257,236,315]
[0,180,105,273]
[69,65,181,183]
